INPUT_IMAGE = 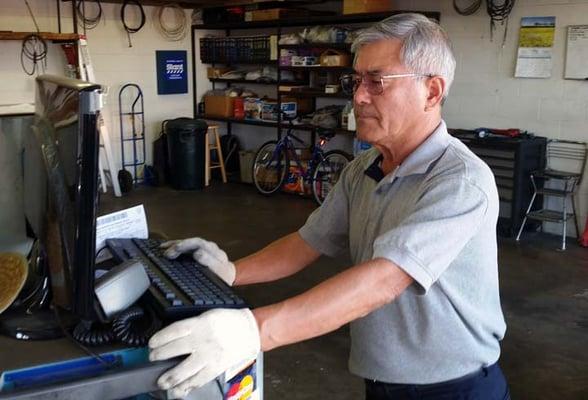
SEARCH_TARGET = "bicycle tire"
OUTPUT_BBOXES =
[312,150,352,205]
[252,140,289,195]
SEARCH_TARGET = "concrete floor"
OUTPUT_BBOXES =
[101,183,588,400]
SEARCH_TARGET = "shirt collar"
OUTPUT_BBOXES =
[364,153,385,182]
[363,120,451,183]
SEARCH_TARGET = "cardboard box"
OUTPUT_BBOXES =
[239,150,255,183]
[343,0,392,14]
[204,95,234,118]
[319,49,351,67]
[245,8,308,22]
[207,67,231,79]
[282,96,312,114]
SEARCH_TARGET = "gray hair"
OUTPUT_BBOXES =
[351,13,456,98]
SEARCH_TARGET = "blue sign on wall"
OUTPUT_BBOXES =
[156,50,187,95]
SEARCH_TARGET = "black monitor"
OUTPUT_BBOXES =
[31,75,102,320]
[0,75,102,339]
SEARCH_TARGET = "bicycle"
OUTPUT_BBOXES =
[252,113,353,205]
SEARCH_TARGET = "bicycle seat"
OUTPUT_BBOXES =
[316,127,336,140]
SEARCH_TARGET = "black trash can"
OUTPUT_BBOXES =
[165,118,208,190]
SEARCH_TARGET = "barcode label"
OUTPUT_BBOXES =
[97,211,128,227]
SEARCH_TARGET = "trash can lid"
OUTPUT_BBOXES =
[165,118,208,132]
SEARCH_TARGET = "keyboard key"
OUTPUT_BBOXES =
[172,299,183,307]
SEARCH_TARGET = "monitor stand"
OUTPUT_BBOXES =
[0,286,72,341]
[0,242,75,340]
[0,309,67,341]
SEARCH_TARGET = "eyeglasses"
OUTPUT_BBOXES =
[340,73,434,95]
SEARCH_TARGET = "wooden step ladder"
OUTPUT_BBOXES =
[205,124,227,186]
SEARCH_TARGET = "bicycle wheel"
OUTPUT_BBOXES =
[252,140,289,195]
[312,150,352,205]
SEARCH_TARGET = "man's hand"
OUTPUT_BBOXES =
[149,308,260,399]
[160,238,236,286]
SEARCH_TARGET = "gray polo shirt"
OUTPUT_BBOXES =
[299,121,506,384]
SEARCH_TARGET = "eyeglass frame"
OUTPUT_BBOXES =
[340,72,435,95]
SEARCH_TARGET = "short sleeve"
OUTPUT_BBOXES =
[298,167,351,257]
[372,177,489,293]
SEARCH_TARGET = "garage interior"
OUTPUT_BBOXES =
[0,0,587,399]
[98,184,588,399]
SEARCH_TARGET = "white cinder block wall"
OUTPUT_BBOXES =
[2,0,587,234]
[0,0,193,171]
[391,0,588,235]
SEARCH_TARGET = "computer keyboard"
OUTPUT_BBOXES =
[105,238,246,320]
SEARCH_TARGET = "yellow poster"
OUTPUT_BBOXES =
[519,26,555,48]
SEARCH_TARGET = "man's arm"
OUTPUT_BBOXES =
[252,257,413,351]
[233,232,321,286]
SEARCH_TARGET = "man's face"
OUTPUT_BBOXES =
[353,39,429,146]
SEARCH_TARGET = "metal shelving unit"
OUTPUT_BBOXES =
[278,91,352,99]
[196,115,354,136]
[191,10,441,140]
[192,10,440,30]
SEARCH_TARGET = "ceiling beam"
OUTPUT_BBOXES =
[62,0,309,9]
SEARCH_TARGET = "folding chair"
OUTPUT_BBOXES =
[516,139,587,250]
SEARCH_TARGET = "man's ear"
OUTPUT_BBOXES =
[424,76,445,110]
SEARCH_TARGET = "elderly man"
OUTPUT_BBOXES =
[149,13,509,400]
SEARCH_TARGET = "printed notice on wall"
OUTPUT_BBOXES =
[565,25,588,80]
[515,16,556,78]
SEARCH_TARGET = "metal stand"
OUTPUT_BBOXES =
[118,84,146,187]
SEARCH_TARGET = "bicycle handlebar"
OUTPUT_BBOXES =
[279,110,335,141]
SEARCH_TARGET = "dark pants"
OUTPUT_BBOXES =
[365,363,510,400]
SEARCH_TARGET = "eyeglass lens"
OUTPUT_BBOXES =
[341,74,383,95]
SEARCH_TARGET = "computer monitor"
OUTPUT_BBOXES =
[0,75,103,339]
[29,75,102,321]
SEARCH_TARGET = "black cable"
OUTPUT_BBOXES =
[453,0,482,16]
[20,34,47,76]
[121,0,146,48]
[23,0,40,32]
[53,306,116,367]
[487,0,516,23]
[486,0,516,45]
[76,0,102,30]
[72,318,116,346]
[112,305,161,347]
[21,0,46,76]
[96,246,107,256]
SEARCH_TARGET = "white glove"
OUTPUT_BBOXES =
[149,308,260,399]
[161,238,236,286]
